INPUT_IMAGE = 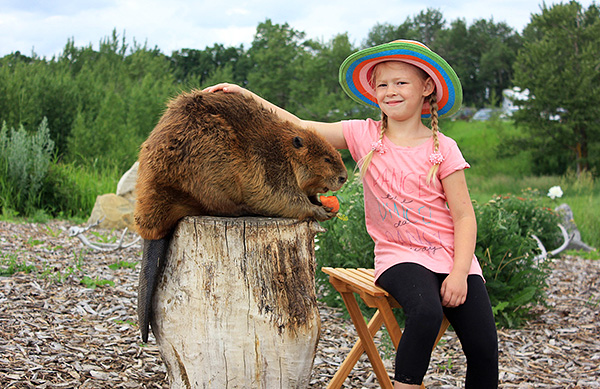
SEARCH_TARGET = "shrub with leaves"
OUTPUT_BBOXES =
[315,173,374,307]
[0,118,55,215]
[476,191,561,327]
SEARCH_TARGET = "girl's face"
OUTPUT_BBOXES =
[373,61,434,122]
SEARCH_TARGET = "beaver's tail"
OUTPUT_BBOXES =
[137,237,170,343]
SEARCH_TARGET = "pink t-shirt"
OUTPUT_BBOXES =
[343,119,483,282]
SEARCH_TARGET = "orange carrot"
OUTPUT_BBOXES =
[320,195,340,212]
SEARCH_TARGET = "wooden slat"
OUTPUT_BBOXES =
[322,267,387,297]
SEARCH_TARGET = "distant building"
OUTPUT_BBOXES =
[502,87,530,116]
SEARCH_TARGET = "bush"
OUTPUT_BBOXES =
[316,177,562,328]
[0,118,122,220]
[0,118,55,215]
[315,172,374,307]
[475,191,561,327]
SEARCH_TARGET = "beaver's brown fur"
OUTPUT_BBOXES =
[134,90,348,241]
[134,90,347,342]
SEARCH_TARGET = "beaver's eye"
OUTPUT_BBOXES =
[293,136,304,148]
[324,157,332,164]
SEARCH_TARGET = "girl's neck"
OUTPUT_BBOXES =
[384,116,432,147]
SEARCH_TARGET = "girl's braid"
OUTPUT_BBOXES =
[357,113,387,180]
[426,93,441,185]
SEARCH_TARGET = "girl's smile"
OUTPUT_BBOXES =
[373,62,434,122]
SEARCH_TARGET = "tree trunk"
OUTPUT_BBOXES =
[151,216,323,389]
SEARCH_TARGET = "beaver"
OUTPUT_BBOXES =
[135,90,348,342]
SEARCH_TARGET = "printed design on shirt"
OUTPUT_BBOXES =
[371,167,446,257]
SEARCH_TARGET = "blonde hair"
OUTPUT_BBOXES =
[357,92,441,185]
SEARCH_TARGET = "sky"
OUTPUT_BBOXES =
[0,0,597,58]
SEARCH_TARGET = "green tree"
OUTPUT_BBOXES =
[62,31,176,169]
[365,8,445,47]
[288,34,371,122]
[512,1,600,175]
[246,19,306,108]
[435,19,521,107]
[171,44,249,87]
[412,8,446,46]
[0,53,78,154]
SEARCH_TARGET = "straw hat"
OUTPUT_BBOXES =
[339,40,463,118]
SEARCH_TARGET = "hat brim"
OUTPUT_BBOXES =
[339,40,463,119]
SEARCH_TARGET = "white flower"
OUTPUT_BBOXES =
[547,185,563,200]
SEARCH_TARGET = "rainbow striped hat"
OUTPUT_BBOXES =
[339,40,462,118]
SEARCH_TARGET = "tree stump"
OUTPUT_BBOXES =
[151,216,323,388]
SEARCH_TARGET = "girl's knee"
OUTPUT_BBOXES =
[405,304,444,335]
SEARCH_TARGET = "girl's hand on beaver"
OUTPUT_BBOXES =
[202,83,245,94]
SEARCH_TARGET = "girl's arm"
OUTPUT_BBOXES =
[203,83,347,149]
[440,169,477,308]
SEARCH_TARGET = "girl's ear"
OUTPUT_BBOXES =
[423,77,435,97]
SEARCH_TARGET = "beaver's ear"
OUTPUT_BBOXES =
[292,136,304,148]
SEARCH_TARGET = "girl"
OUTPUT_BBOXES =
[204,40,498,388]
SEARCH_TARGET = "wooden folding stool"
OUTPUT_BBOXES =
[321,267,450,389]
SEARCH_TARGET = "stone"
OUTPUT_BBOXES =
[116,161,138,203]
[87,193,135,230]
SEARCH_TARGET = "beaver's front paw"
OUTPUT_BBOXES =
[312,205,337,221]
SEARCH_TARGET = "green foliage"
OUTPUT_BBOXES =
[475,192,561,327]
[40,161,121,219]
[0,253,36,276]
[512,2,600,175]
[80,275,115,289]
[246,20,306,109]
[109,260,138,270]
[0,118,55,215]
[436,18,521,108]
[1,30,177,172]
[0,115,120,219]
[315,173,374,307]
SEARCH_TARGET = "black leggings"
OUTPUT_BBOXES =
[377,263,498,388]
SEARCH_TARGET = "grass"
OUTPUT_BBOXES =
[443,118,533,178]
[43,161,123,220]
[0,253,36,276]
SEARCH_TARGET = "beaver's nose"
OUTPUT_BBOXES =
[339,174,347,185]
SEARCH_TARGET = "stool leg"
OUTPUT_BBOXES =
[327,309,386,388]
[372,298,403,349]
[338,292,393,389]
[433,316,451,349]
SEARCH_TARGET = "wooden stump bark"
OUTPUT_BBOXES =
[151,216,323,388]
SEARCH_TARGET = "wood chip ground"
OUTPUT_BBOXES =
[1,221,598,388]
